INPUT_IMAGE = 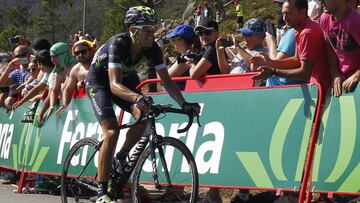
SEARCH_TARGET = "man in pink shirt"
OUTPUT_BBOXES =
[251,0,331,90]
[320,0,360,96]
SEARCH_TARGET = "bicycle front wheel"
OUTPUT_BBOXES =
[61,138,100,203]
[132,136,199,203]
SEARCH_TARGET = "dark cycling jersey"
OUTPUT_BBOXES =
[86,33,166,122]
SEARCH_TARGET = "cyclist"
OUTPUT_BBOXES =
[85,6,200,203]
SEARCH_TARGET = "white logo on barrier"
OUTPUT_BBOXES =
[57,110,102,167]
[0,123,14,159]
[57,104,224,175]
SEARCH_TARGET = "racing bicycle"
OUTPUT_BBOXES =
[61,103,200,202]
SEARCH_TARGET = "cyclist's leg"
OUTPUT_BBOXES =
[98,117,120,182]
[87,83,119,202]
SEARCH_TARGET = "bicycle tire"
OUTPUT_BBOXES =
[61,138,100,203]
[135,0,163,6]
[132,136,199,203]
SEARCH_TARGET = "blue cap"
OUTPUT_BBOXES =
[238,18,266,36]
[165,24,195,41]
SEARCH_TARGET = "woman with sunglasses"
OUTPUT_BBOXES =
[165,24,201,90]
[189,18,222,79]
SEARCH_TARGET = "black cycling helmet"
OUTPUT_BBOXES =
[124,6,157,27]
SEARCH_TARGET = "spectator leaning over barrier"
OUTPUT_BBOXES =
[85,6,200,203]
[251,0,331,91]
[55,40,96,115]
[13,50,55,125]
[48,42,77,118]
[216,18,268,75]
[189,18,221,79]
[165,24,201,90]
[0,45,31,110]
[320,0,360,97]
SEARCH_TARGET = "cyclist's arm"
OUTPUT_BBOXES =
[157,68,185,106]
[108,67,140,103]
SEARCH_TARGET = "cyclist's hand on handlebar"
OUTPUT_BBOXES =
[182,102,201,116]
[135,95,153,113]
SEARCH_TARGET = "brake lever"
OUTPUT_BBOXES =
[196,115,201,127]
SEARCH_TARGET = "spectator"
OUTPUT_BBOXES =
[308,0,322,21]
[216,18,268,74]
[251,0,331,91]
[31,38,51,54]
[265,2,308,87]
[189,18,221,79]
[165,24,200,90]
[13,50,55,126]
[235,0,244,30]
[48,42,77,118]
[320,0,360,96]
[0,45,31,110]
[56,40,96,115]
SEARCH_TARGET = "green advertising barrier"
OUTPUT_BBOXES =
[0,84,318,191]
[0,105,34,171]
[312,85,360,194]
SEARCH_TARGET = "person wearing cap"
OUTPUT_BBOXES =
[189,18,221,80]
[251,0,331,91]
[320,0,360,97]
[216,18,268,76]
[165,24,200,90]
[47,42,77,119]
[56,40,96,115]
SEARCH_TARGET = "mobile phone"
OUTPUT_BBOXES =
[220,38,234,47]
[18,58,29,65]
[8,37,20,45]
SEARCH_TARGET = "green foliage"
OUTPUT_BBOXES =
[6,5,31,27]
[0,26,24,51]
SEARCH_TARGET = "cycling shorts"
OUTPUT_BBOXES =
[86,70,141,123]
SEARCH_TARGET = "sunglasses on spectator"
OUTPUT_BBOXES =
[28,68,37,72]
[196,30,213,36]
[14,53,27,58]
[74,49,88,56]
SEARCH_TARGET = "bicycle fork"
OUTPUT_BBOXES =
[147,117,173,190]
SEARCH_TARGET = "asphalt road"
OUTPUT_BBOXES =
[0,183,61,203]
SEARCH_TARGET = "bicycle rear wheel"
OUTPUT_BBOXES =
[132,136,198,203]
[61,138,100,203]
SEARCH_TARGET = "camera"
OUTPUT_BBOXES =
[8,36,20,45]
[176,51,202,64]
[220,38,234,47]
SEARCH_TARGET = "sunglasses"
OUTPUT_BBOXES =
[196,30,213,36]
[28,68,37,72]
[14,53,27,58]
[74,49,88,56]
[134,25,156,34]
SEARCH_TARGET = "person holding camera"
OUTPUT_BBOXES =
[165,24,201,90]
[216,18,268,75]
[0,45,31,110]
